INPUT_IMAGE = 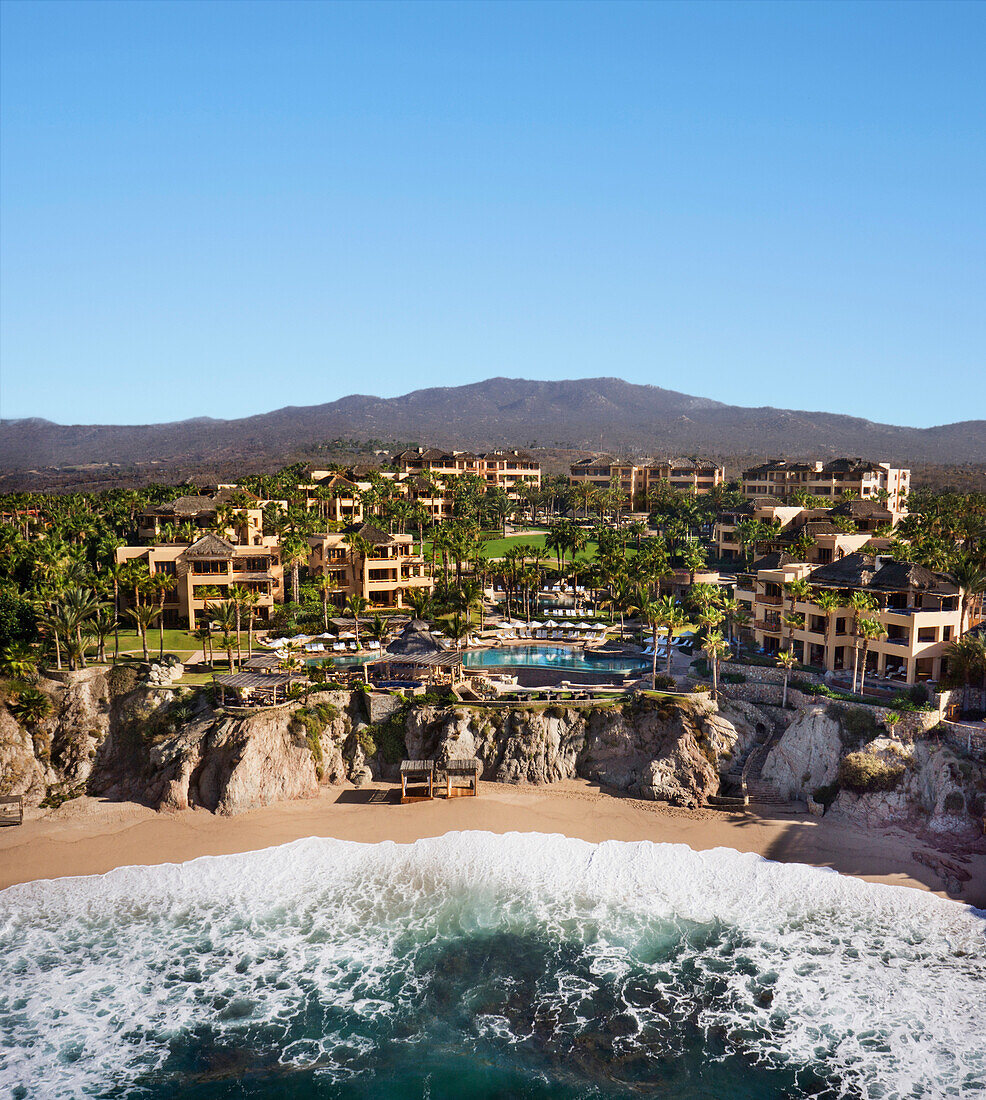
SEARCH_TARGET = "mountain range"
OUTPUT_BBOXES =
[2,377,984,482]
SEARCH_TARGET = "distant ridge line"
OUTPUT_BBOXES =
[2,377,984,473]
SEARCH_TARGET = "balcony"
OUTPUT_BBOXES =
[754,620,783,634]
[758,594,784,606]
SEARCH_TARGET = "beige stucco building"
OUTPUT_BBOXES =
[741,459,910,510]
[116,535,284,630]
[570,456,724,509]
[307,523,434,610]
[734,553,972,685]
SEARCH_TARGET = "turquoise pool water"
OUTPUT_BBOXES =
[465,644,647,676]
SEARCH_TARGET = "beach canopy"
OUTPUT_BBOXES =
[338,631,356,639]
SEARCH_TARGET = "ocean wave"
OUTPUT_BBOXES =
[0,832,983,1098]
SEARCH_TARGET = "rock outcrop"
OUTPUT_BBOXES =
[761,706,844,799]
[762,702,986,838]
[405,695,770,807]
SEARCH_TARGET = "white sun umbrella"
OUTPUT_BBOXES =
[338,630,356,639]
[529,620,545,629]
[545,619,559,628]
[289,635,311,645]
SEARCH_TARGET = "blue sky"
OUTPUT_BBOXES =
[1,0,983,427]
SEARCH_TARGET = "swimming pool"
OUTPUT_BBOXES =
[465,644,647,676]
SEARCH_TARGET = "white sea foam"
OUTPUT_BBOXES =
[0,832,983,1098]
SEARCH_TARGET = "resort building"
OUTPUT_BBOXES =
[138,490,269,547]
[297,474,366,525]
[715,500,901,563]
[741,459,910,510]
[307,522,434,610]
[569,456,725,508]
[733,552,973,684]
[116,535,284,630]
[394,448,541,499]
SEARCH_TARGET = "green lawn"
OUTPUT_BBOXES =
[480,532,614,563]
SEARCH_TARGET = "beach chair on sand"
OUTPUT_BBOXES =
[0,796,24,826]
[400,760,435,804]
[442,758,481,798]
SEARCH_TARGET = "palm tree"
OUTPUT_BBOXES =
[10,686,53,725]
[345,593,369,649]
[218,632,236,672]
[856,618,887,696]
[317,573,336,631]
[703,630,729,700]
[638,596,666,690]
[280,532,309,606]
[848,592,879,693]
[944,635,986,716]
[104,561,127,661]
[91,606,116,664]
[126,602,159,662]
[949,552,986,636]
[242,588,262,657]
[653,594,683,676]
[445,613,471,653]
[812,590,843,666]
[0,642,39,683]
[228,584,250,667]
[776,649,798,709]
[150,571,176,660]
[194,624,214,666]
[211,601,238,668]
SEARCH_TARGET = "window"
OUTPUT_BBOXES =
[192,560,226,575]
[154,561,176,575]
[917,627,937,643]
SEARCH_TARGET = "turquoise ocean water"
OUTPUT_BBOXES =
[1,832,983,1099]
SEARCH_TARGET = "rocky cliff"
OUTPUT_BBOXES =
[2,673,772,814]
[762,702,986,838]
[405,695,768,806]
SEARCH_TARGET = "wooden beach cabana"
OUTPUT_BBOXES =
[442,757,481,798]
[400,760,435,803]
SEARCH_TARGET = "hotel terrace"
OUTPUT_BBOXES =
[741,459,910,510]
[734,552,980,685]
[570,456,725,509]
[307,522,434,611]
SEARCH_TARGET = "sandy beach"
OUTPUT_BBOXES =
[3,781,984,907]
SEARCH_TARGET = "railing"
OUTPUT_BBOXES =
[758,594,784,606]
[754,620,783,633]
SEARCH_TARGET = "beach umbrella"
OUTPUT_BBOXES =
[338,631,356,639]
[529,620,544,629]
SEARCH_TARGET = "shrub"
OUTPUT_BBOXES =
[836,706,883,749]
[943,791,965,815]
[291,702,341,779]
[9,686,53,725]
[812,781,840,810]
[652,673,676,691]
[837,752,906,794]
